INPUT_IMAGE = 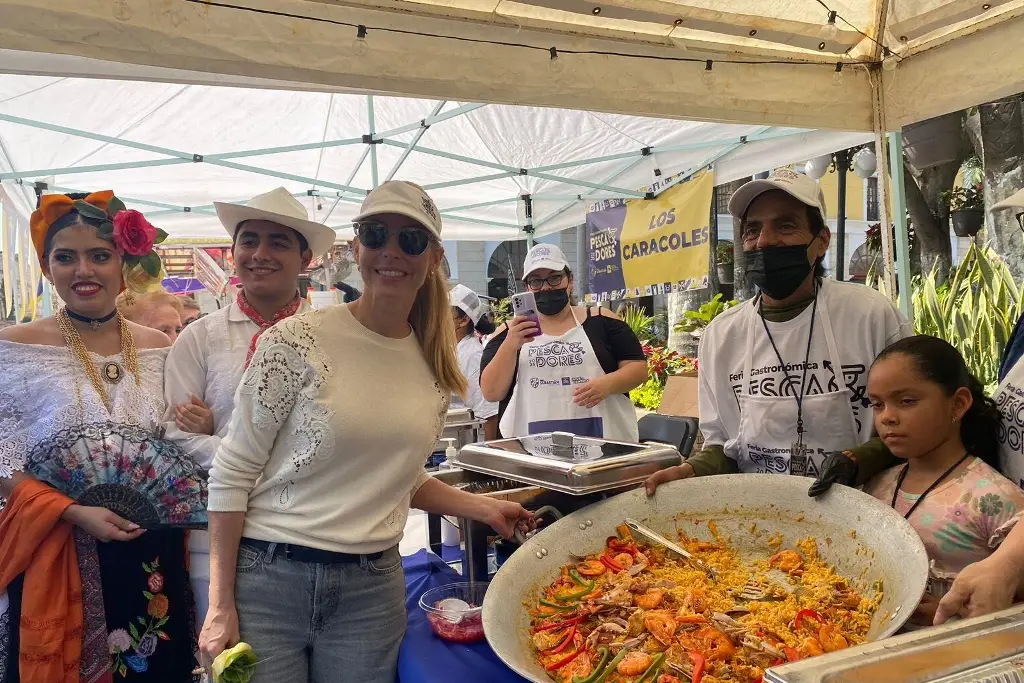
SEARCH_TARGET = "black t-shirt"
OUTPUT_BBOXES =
[480,308,646,431]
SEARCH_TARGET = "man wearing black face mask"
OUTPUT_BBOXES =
[647,169,911,495]
[480,243,648,440]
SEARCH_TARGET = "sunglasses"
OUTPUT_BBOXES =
[355,221,434,257]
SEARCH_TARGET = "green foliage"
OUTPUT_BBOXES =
[910,243,1023,386]
[673,294,738,337]
[630,378,665,412]
[716,240,734,264]
[490,297,513,325]
[620,304,667,344]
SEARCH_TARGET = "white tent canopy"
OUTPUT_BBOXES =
[0,72,871,240]
[0,0,1021,134]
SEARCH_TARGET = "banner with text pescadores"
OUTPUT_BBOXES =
[584,168,713,303]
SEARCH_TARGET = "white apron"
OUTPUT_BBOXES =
[725,292,859,476]
[499,309,639,442]
[995,359,1024,490]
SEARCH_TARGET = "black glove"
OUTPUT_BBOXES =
[808,450,858,498]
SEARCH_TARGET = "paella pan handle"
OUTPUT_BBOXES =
[514,505,564,545]
[623,518,718,580]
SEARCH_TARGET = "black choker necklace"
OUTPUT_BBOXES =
[64,308,117,331]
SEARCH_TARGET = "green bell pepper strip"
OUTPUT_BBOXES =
[636,653,665,683]
[555,580,595,602]
[572,647,610,683]
[593,647,629,683]
[540,598,578,611]
[569,569,592,588]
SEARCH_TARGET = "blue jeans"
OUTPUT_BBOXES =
[234,543,407,683]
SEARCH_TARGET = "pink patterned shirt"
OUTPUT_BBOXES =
[864,457,1024,596]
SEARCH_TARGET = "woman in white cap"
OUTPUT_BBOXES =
[450,284,500,440]
[199,180,534,683]
[480,243,647,441]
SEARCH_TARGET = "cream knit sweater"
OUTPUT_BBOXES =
[208,304,448,553]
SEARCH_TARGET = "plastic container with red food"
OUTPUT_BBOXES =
[419,582,488,643]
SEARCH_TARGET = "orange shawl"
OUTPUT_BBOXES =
[0,478,81,683]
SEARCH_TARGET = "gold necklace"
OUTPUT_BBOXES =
[56,307,140,410]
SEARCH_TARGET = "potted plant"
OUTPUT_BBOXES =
[941,182,985,237]
[673,294,738,340]
[715,240,735,284]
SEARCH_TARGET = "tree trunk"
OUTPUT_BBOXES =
[976,98,1024,280]
[903,160,956,280]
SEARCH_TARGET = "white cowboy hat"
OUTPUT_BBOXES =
[215,187,337,257]
[993,188,1024,212]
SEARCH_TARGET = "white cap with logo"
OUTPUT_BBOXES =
[450,284,488,324]
[522,243,570,278]
[353,180,443,238]
[728,168,828,222]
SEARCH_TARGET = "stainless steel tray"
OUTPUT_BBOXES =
[451,432,681,495]
[766,605,1024,683]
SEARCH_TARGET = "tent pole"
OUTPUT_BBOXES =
[386,100,446,181]
[372,103,485,139]
[835,148,850,281]
[870,71,899,303]
[888,131,913,320]
[367,96,379,189]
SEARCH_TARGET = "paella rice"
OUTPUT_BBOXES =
[528,522,881,683]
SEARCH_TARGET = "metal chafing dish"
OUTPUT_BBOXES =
[451,432,682,495]
[766,605,1024,683]
[436,406,486,452]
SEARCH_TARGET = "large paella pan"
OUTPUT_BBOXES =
[483,474,929,683]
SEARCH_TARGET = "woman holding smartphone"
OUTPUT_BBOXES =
[480,243,647,441]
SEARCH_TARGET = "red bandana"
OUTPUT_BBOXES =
[236,290,302,368]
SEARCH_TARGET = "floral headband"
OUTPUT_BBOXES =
[30,191,169,295]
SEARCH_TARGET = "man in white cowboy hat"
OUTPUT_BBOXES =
[162,186,336,632]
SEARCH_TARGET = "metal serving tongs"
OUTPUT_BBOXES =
[623,518,718,580]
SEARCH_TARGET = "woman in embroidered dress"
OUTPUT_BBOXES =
[0,192,200,683]
[200,181,535,683]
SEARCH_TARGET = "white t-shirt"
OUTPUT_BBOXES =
[698,279,912,462]
[995,364,1024,489]
[454,335,498,419]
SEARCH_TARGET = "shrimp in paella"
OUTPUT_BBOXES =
[528,523,880,683]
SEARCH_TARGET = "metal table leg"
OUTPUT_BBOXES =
[427,512,443,557]
[459,517,491,582]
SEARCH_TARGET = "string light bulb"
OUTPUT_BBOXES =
[833,62,844,86]
[820,11,838,40]
[549,47,565,73]
[701,60,715,86]
[353,25,369,56]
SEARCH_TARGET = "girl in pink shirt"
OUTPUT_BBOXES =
[863,335,1024,627]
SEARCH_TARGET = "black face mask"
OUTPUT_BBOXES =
[535,289,570,316]
[744,243,816,300]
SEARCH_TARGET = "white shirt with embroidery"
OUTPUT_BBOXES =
[208,304,449,554]
[161,300,311,472]
[0,341,168,479]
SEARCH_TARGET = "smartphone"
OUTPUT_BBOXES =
[510,292,542,338]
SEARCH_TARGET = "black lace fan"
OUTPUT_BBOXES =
[25,422,208,529]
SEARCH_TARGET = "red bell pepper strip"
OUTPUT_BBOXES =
[545,647,584,671]
[533,615,586,633]
[783,647,801,662]
[600,554,624,572]
[794,609,825,630]
[546,625,577,655]
[689,652,705,683]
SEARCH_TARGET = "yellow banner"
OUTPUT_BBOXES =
[620,168,713,290]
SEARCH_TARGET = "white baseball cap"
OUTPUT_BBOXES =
[522,243,569,278]
[993,188,1024,212]
[353,180,442,238]
[215,187,337,257]
[450,284,488,324]
[728,169,828,222]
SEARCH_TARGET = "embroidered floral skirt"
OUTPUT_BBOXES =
[2,529,198,683]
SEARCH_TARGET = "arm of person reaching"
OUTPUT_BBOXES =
[199,324,304,665]
[162,322,220,471]
[411,475,533,539]
[480,317,538,402]
[646,337,737,494]
[808,437,900,497]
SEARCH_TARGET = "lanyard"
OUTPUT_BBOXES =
[758,285,819,439]
[891,453,973,520]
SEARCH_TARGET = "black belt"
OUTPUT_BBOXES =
[241,538,385,564]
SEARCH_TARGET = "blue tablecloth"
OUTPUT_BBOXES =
[399,549,528,683]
